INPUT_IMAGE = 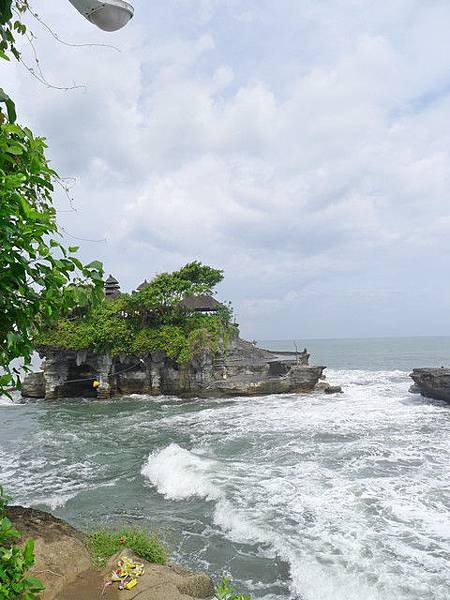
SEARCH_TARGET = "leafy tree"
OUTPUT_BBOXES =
[36,263,232,363]
[126,261,224,327]
[0,487,45,599]
[0,1,104,395]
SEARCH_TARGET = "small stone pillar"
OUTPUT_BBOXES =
[150,352,165,394]
[96,355,112,399]
[44,357,69,400]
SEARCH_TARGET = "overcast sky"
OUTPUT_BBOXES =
[5,0,450,339]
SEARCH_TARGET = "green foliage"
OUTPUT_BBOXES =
[0,3,105,396]
[133,325,187,359]
[127,261,224,327]
[0,1,27,122]
[0,487,45,599]
[37,263,233,364]
[0,120,104,394]
[86,529,167,570]
[214,576,251,600]
[0,1,27,63]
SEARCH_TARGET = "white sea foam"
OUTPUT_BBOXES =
[3,365,450,600]
[0,397,14,406]
[36,492,78,510]
[140,369,450,599]
[141,443,221,501]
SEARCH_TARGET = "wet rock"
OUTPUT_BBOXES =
[315,382,343,394]
[32,332,329,399]
[21,371,45,398]
[324,385,343,394]
[409,368,450,403]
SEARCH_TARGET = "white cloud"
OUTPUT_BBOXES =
[8,0,450,338]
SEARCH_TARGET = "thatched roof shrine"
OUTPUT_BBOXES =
[179,294,223,313]
[104,274,121,299]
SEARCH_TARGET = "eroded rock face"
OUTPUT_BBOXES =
[409,368,450,403]
[7,507,214,600]
[20,371,45,398]
[27,331,326,400]
[7,506,91,600]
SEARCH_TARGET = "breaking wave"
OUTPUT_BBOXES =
[141,443,220,501]
[2,361,449,599]
[141,369,450,600]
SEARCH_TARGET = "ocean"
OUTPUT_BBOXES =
[1,336,449,600]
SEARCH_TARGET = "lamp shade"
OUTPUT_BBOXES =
[68,0,134,32]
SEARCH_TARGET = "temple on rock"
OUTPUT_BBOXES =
[21,269,331,400]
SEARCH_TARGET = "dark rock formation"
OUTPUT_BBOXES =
[409,368,450,403]
[7,507,213,600]
[22,331,326,400]
[315,382,343,394]
[20,370,45,398]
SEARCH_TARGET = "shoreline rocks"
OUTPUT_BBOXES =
[409,368,450,403]
[315,382,343,394]
[7,506,214,600]
[21,371,45,398]
[22,333,329,400]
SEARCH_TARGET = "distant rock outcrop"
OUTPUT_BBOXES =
[409,368,450,403]
[22,331,326,400]
[315,382,343,394]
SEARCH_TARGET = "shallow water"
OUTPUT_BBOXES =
[1,338,449,599]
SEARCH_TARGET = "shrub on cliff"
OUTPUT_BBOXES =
[0,487,44,599]
[35,262,234,364]
[214,576,252,600]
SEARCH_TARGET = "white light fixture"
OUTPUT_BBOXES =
[68,0,134,32]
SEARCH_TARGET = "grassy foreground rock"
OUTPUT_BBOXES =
[6,506,214,600]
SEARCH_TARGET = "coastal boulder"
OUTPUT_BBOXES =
[409,368,450,403]
[315,382,343,394]
[21,371,45,398]
[7,506,91,599]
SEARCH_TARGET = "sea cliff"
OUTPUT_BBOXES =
[23,331,325,400]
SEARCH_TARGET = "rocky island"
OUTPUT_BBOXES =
[23,262,329,400]
[409,368,450,403]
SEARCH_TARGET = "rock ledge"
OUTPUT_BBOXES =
[7,506,213,600]
[409,368,450,403]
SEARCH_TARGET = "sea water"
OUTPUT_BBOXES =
[0,337,449,600]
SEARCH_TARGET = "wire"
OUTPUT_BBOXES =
[63,360,144,385]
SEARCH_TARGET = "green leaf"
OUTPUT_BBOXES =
[0,374,11,386]
[23,539,35,564]
[86,260,103,271]
[0,87,16,123]
[23,575,45,591]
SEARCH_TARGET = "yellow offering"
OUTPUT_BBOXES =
[111,556,144,591]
